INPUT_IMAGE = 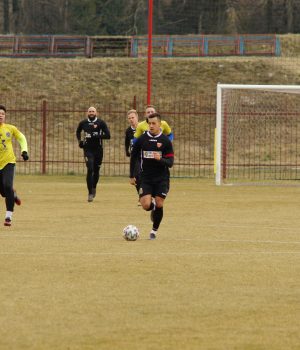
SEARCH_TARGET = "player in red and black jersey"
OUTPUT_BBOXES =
[76,106,110,202]
[130,113,174,240]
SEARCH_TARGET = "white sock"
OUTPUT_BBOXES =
[5,211,13,219]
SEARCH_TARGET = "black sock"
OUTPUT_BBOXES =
[153,207,163,231]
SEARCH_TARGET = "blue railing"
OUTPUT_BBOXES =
[131,34,281,58]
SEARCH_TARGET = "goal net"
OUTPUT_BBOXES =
[215,84,300,185]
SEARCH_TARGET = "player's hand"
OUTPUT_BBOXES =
[79,141,84,148]
[130,178,136,186]
[21,151,29,161]
[153,152,161,160]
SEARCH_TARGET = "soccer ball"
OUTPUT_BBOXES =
[123,225,139,241]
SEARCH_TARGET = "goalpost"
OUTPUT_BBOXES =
[215,84,300,185]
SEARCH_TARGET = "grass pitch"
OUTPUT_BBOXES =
[0,176,299,350]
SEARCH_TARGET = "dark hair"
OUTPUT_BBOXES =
[0,105,6,112]
[147,112,161,121]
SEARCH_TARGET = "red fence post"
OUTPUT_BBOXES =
[42,100,47,174]
[133,95,137,109]
[147,0,153,105]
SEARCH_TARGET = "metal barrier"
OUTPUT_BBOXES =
[0,34,280,58]
[131,34,281,57]
[0,35,92,57]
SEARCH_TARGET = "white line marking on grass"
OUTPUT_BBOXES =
[172,238,300,245]
[1,236,300,246]
[213,239,300,245]
[199,223,300,231]
[0,251,299,256]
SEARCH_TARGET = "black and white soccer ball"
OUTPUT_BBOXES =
[123,225,139,241]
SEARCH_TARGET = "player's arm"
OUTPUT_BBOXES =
[167,132,174,141]
[76,122,85,148]
[76,122,83,142]
[133,123,143,139]
[158,140,174,168]
[100,121,111,140]
[15,130,29,161]
[130,137,142,178]
[125,130,131,157]
[162,120,174,141]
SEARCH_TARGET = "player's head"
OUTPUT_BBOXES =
[87,106,97,121]
[0,105,6,124]
[147,113,161,135]
[145,105,156,118]
[127,109,138,128]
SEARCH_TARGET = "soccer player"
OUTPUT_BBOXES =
[125,109,141,204]
[134,105,174,141]
[76,106,111,202]
[0,105,29,226]
[130,112,174,240]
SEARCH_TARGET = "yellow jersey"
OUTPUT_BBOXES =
[0,123,28,170]
[134,120,172,138]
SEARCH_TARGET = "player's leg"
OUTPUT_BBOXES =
[151,196,164,228]
[14,189,21,206]
[1,164,16,226]
[149,180,169,239]
[139,182,155,211]
[135,174,141,205]
[134,160,141,205]
[84,151,95,202]
[139,193,153,210]
[0,171,5,198]
[12,167,21,205]
[92,148,103,198]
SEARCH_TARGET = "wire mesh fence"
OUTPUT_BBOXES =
[5,94,216,178]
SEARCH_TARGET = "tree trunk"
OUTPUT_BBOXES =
[63,0,68,32]
[286,0,294,32]
[3,0,9,33]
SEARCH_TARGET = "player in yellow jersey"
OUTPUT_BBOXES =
[0,105,29,226]
[133,105,173,141]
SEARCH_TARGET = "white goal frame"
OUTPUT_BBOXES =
[215,84,300,185]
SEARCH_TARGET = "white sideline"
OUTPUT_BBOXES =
[1,235,300,245]
[0,251,299,256]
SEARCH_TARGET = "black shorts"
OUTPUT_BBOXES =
[139,179,170,199]
[84,148,103,168]
[0,163,15,197]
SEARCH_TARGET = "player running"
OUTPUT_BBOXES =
[76,106,111,202]
[130,113,174,240]
[0,105,29,226]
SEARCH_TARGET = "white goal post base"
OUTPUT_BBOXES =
[215,84,300,186]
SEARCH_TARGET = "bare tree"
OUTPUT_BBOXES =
[286,0,294,32]
[3,0,9,33]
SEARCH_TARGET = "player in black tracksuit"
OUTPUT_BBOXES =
[76,106,110,202]
[130,113,174,240]
[125,109,141,197]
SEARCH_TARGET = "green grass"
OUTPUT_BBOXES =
[0,176,299,349]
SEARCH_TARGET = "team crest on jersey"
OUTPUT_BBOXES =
[157,143,162,148]
[93,125,97,128]
[6,132,11,138]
